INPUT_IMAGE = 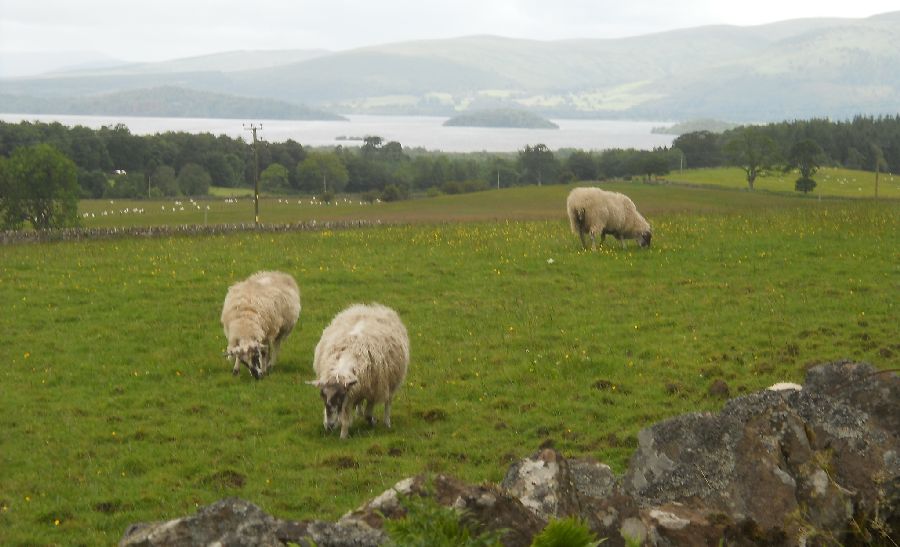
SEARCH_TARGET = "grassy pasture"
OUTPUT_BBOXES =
[1,185,898,544]
[77,180,859,230]
[669,166,900,198]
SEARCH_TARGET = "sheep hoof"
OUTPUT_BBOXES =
[367,416,376,426]
[232,369,239,376]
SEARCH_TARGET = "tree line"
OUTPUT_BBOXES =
[674,115,900,192]
[2,115,898,230]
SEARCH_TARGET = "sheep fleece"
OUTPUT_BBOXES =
[566,187,651,243]
[313,303,409,409]
[221,271,301,357]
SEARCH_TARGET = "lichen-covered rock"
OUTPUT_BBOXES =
[119,498,284,547]
[118,498,384,547]
[622,361,898,544]
[500,448,582,520]
[120,361,897,547]
[343,474,544,547]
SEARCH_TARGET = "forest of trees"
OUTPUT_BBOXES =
[1,115,898,229]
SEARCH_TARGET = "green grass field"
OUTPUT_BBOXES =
[77,180,864,230]
[668,166,900,199]
[1,184,898,544]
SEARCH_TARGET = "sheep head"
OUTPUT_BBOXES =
[225,341,269,379]
[639,231,652,248]
[307,376,358,432]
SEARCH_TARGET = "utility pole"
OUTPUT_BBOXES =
[244,123,262,225]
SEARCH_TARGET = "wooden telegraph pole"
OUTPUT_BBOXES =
[244,123,262,225]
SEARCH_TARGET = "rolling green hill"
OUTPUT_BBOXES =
[2,12,898,121]
[0,86,345,121]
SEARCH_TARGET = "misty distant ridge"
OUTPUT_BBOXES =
[2,11,899,122]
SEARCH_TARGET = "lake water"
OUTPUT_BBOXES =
[0,113,675,153]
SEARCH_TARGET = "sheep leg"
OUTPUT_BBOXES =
[384,398,393,429]
[339,406,353,440]
[231,357,240,376]
[268,339,281,372]
[364,399,376,426]
[578,230,589,250]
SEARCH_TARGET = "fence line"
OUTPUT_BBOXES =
[0,220,386,245]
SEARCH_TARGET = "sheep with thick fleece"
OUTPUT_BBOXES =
[566,187,652,249]
[308,303,409,439]
[221,271,301,379]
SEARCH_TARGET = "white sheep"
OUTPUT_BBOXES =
[307,303,409,439]
[566,187,652,249]
[221,271,301,379]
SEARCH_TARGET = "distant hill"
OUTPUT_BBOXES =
[444,109,558,129]
[2,12,898,122]
[0,86,345,121]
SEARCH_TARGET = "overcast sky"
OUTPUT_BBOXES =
[1,0,897,63]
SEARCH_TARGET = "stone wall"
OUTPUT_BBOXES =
[0,220,384,245]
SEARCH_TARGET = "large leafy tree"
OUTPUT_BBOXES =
[787,139,823,194]
[150,165,179,197]
[787,139,823,181]
[260,163,290,192]
[296,151,349,193]
[629,150,671,182]
[565,150,598,181]
[724,127,778,190]
[77,169,110,199]
[518,144,558,186]
[177,163,211,196]
[1,144,80,230]
[673,130,723,168]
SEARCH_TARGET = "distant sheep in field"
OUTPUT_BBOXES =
[221,271,301,379]
[566,187,652,250]
[308,303,409,439]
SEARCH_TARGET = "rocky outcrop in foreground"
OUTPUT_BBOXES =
[120,360,898,546]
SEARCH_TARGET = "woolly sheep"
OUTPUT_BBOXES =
[307,303,409,439]
[221,271,301,379]
[566,187,652,249]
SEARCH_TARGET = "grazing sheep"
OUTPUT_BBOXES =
[308,303,409,439]
[221,271,301,379]
[566,187,652,249]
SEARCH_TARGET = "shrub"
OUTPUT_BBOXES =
[530,517,603,547]
[382,183,409,202]
[795,177,817,194]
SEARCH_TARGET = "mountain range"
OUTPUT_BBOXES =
[2,11,898,122]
